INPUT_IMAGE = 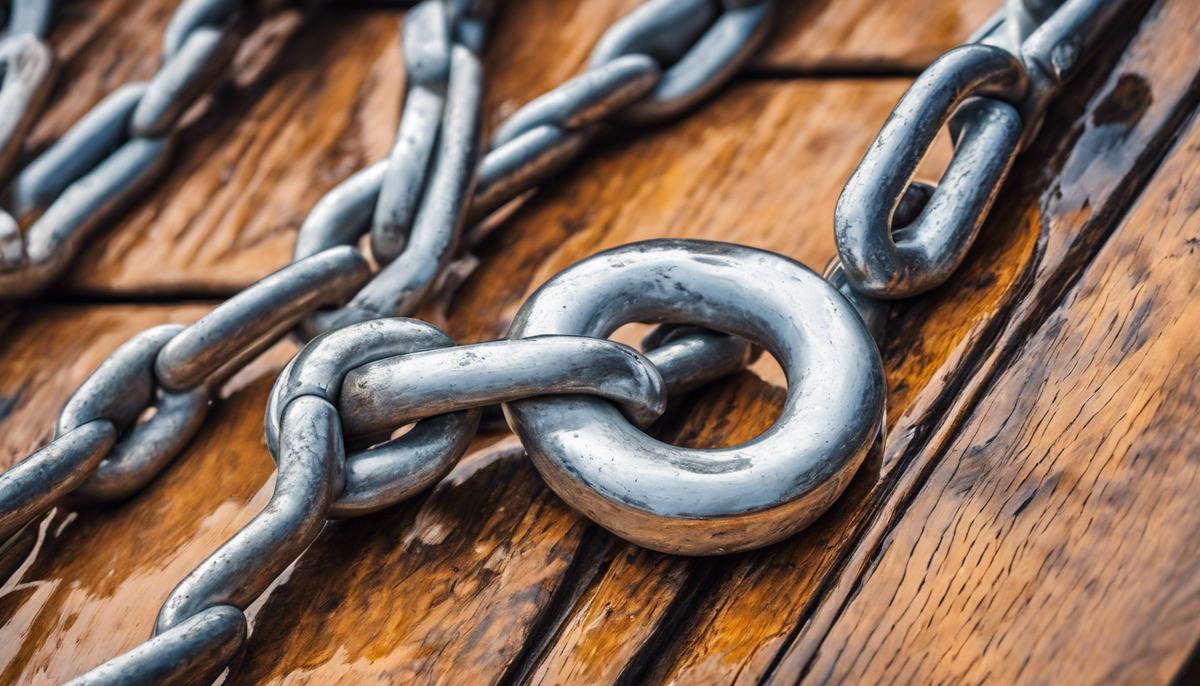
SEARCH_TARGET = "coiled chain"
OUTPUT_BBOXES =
[0,0,260,297]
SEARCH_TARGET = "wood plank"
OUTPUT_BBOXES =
[17,0,988,297]
[794,74,1200,686]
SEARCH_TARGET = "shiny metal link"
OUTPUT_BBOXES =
[472,0,775,217]
[0,246,372,549]
[3,0,55,38]
[588,0,774,125]
[77,238,866,682]
[835,0,1136,301]
[0,0,252,298]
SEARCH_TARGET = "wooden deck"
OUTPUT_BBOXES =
[1,0,1198,683]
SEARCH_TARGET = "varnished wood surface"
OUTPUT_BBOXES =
[1,0,1198,684]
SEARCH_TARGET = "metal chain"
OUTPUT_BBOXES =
[1,0,774,570]
[0,0,266,298]
[292,0,776,334]
[53,1,777,681]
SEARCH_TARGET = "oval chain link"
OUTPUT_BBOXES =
[834,0,1136,300]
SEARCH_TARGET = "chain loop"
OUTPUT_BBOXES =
[835,0,1135,301]
[0,33,53,192]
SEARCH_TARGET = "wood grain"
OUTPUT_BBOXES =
[795,72,1200,686]
[11,0,990,297]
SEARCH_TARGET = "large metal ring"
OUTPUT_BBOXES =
[503,239,885,555]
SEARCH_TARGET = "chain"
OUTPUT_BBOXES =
[62,0,1144,681]
[0,0,280,297]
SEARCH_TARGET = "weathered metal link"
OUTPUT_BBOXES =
[78,238,874,682]
[589,0,774,126]
[0,421,116,541]
[835,0,1136,301]
[0,0,252,298]
[264,317,480,517]
[472,0,774,217]
[154,246,372,390]
[835,44,1026,299]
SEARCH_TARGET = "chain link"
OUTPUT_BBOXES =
[0,0,261,298]
[834,0,1135,302]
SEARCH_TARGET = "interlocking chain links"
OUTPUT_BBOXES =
[834,0,1135,300]
[294,0,775,334]
[0,246,369,545]
[0,0,262,298]
[0,1,55,223]
[72,239,879,684]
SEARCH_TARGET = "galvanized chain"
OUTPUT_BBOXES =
[73,239,880,684]
[833,0,1136,308]
[0,0,264,298]
[293,0,776,333]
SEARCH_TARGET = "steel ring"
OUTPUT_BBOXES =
[503,239,885,555]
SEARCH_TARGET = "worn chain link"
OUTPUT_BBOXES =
[834,0,1136,302]
[0,0,263,298]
